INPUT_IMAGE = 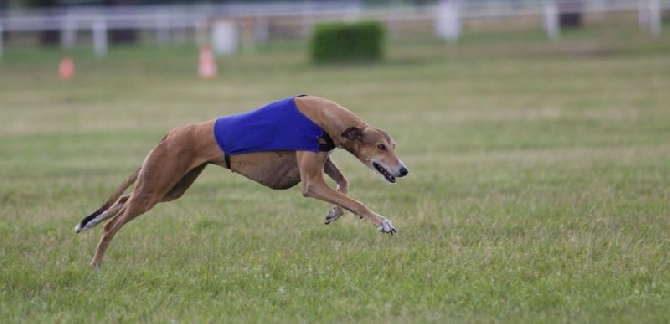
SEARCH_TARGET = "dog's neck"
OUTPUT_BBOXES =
[295,96,368,151]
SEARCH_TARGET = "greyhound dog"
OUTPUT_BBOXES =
[75,95,408,269]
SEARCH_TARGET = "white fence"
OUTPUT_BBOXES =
[0,0,667,58]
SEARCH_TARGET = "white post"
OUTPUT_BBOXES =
[61,17,77,50]
[649,0,661,36]
[544,2,560,40]
[156,15,170,45]
[638,0,650,30]
[92,20,108,58]
[435,0,461,43]
[0,24,3,59]
[593,0,605,13]
[211,20,237,56]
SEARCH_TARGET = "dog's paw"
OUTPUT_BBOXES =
[89,261,102,272]
[324,206,345,225]
[376,219,396,235]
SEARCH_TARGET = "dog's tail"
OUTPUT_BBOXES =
[74,168,141,233]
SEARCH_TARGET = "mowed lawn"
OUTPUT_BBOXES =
[1,29,669,322]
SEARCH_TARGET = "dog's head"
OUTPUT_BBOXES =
[340,126,409,183]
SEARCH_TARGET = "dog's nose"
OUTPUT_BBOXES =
[399,167,409,177]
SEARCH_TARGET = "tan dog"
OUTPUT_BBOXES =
[75,95,408,269]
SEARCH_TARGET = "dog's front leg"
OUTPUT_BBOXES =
[323,157,348,225]
[297,151,395,234]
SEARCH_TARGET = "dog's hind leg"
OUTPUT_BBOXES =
[91,166,206,268]
[323,157,349,225]
[88,135,202,270]
[161,164,207,202]
[89,191,160,270]
[87,163,205,235]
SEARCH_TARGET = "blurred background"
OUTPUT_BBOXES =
[0,0,667,58]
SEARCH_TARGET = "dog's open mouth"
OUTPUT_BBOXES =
[373,162,396,183]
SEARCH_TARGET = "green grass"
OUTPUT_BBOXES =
[1,27,669,322]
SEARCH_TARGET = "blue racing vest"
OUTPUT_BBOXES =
[214,96,333,161]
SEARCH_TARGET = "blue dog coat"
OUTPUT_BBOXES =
[214,96,333,166]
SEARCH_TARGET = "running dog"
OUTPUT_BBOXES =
[75,95,409,269]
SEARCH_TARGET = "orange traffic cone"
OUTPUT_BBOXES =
[199,45,217,79]
[59,56,75,80]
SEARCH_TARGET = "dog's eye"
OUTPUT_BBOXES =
[377,144,387,151]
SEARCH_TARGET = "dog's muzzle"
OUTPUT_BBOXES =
[373,162,409,184]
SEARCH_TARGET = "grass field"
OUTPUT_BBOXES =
[1,26,670,322]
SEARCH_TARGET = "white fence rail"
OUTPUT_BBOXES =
[0,0,667,58]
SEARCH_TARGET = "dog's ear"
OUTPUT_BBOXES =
[341,127,364,141]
